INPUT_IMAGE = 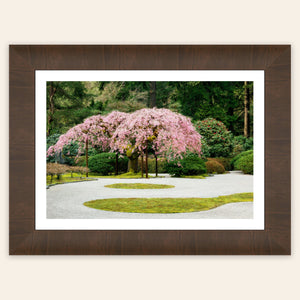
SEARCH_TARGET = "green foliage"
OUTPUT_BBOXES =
[231,150,253,170]
[234,152,253,174]
[205,160,225,174]
[61,141,79,165]
[46,134,61,162]
[118,155,129,173]
[88,153,114,175]
[232,135,253,156]
[97,82,149,113]
[207,157,232,171]
[196,118,233,157]
[166,153,207,177]
[47,134,80,165]
[88,153,129,175]
[75,156,86,166]
[138,157,167,173]
[47,133,61,149]
[47,81,253,138]
[199,138,211,157]
[174,81,253,135]
[47,81,102,136]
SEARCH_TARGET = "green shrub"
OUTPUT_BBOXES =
[231,150,253,170]
[75,156,86,166]
[166,153,207,177]
[208,157,232,171]
[232,135,253,156]
[88,147,102,157]
[117,155,129,173]
[46,134,79,165]
[61,141,79,165]
[205,160,225,174]
[195,118,233,157]
[47,133,103,165]
[88,153,129,175]
[88,154,114,175]
[235,152,253,174]
[47,133,61,149]
[199,138,211,158]
[46,134,61,163]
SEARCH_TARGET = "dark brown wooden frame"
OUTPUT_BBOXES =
[9,45,291,255]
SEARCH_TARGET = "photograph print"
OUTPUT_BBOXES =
[36,70,264,230]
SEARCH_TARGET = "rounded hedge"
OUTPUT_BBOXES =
[195,118,233,157]
[88,153,129,175]
[235,152,253,174]
[207,157,232,171]
[205,160,225,174]
[166,154,207,177]
[231,150,253,170]
[88,154,114,175]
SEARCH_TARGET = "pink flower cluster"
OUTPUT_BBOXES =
[111,108,202,160]
[47,108,202,160]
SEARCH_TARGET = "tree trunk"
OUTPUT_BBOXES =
[85,139,89,177]
[244,81,250,137]
[47,82,56,137]
[141,155,144,178]
[145,142,149,178]
[115,153,119,175]
[128,157,139,173]
[155,155,158,177]
[228,106,234,132]
[149,82,156,108]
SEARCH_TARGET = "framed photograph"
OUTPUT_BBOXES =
[9,45,291,254]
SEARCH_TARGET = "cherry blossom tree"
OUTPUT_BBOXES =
[47,111,128,176]
[110,108,202,178]
[102,111,128,174]
[47,108,201,178]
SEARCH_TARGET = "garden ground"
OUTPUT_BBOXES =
[47,171,253,219]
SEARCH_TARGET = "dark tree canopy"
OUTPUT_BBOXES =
[47,81,102,136]
[47,81,253,138]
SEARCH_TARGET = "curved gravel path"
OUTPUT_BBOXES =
[47,172,253,219]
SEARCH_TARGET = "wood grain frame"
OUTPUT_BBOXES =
[9,45,291,255]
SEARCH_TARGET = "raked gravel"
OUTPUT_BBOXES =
[47,171,253,219]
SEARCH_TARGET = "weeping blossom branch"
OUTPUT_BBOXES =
[47,108,201,161]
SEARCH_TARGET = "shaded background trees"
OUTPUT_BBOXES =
[47,81,253,138]
[47,81,100,136]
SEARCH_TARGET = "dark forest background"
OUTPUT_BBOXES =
[47,81,253,138]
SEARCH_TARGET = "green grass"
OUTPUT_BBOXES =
[83,193,253,213]
[47,171,154,185]
[104,183,175,189]
[179,174,208,179]
[47,173,93,185]
[169,174,209,179]
[89,172,155,179]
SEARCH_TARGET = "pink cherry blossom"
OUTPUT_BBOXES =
[47,108,201,161]
[110,108,202,160]
[47,111,128,158]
